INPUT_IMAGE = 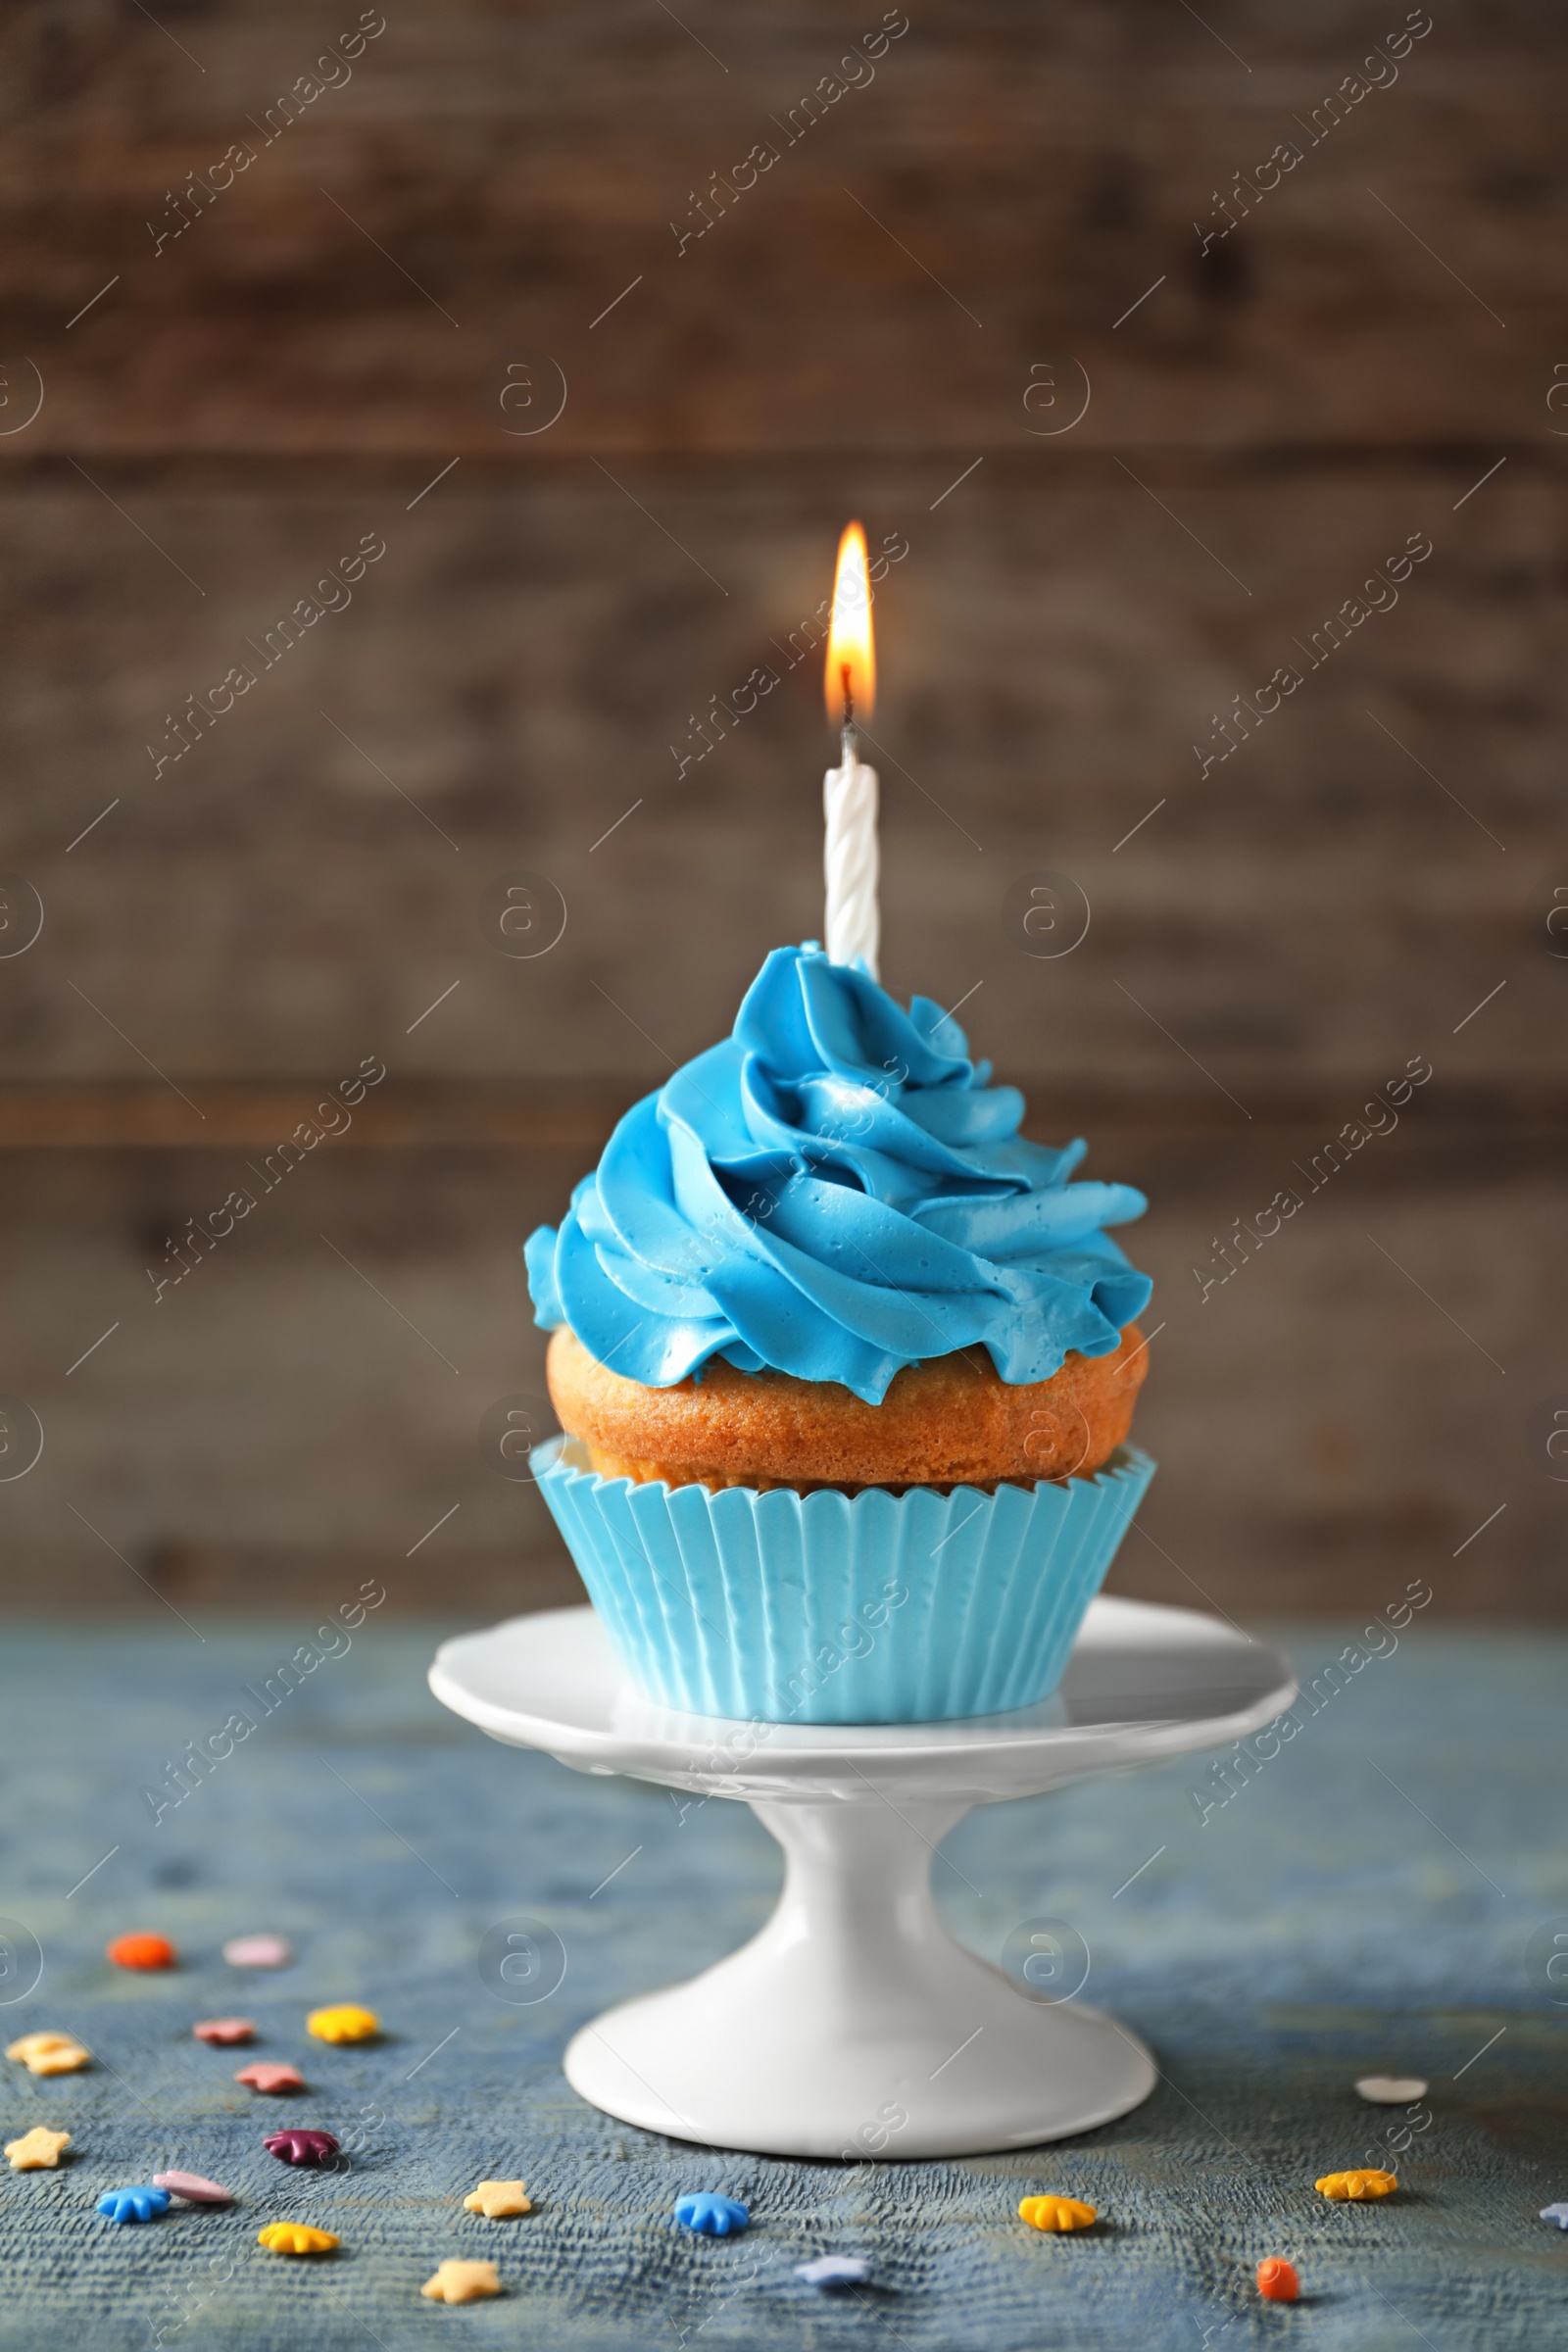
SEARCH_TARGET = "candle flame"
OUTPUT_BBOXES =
[824,521,876,726]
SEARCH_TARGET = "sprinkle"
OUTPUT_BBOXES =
[5,2128,70,2171]
[464,2180,533,2218]
[306,2004,379,2044]
[1018,2194,1098,2232]
[193,2018,256,2045]
[1257,2257,1299,2301]
[235,2062,304,2093]
[258,2222,339,2255]
[1316,2169,1397,2201]
[1540,2202,1568,2230]
[674,2192,749,2236]
[7,2032,75,2062]
[97,2185,172,2223]
[107,1932,176,1971]
[421,2260,503,2303]
[1355,2076,1428,2104]
[224,1935,293,1969]
[264,2129,340,2166]
[796,2255,870,2286]
[154,2171,233,2205]
[6,2033,90,2077]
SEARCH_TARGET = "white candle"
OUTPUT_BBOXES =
[823,743,880,976]
[822,521,880,976]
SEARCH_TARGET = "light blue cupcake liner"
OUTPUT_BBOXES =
[531,1437,1155,1725]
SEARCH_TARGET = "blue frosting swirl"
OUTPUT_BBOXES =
[525,944,1152,1405]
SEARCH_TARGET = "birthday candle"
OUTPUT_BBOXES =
[822,521,880,977]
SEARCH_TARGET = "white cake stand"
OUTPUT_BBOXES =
[429,1597,1294,2160]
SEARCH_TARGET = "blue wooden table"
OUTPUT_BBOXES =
[0,1617,1563,2350]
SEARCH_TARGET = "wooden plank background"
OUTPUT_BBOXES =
[0,0,1563,1618]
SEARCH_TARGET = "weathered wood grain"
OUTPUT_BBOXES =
[0,2,1564,451]
[0,460,1558,1098]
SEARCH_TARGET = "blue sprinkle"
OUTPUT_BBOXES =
[1541,2201,1568,2230]
[97,2185,172,2224]
[675,2191,749,2237]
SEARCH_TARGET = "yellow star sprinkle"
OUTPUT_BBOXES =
[7,2033,73,2061]
[464,2179,532,2219]
[6,2032,89,2075]
[306,2004,380,2044]
[257,2222,340,2255]
[27,2044,91,2077]
[6,2127,71,2171]
[1315,2169,1397,2201]
[421,2260,503,2304]
[1018,2194,1098,2232]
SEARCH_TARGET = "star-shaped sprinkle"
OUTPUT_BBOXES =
[154,2171,233,2205]
[1540,2202,1568,2230]
[674,2192,749,2236]
[258,2222,339,2255]
[264,2129,339,2167]
[796,2255,869,2286]
[1315,2169,1397,2200]
[1019,2195,1098,2232]
[224,1935,292,1969]
[421,2260,503,2304]
[306,2004,378,2044]
[6,2032,90,2077]
[235,2062,305,2093]
[5,2127,70,2171]
[7,2032,74,2062]
[28,2043,91,2076]
[464,2180,533,2219]
[193,2018,255,2045]
[97,2185,172,2223]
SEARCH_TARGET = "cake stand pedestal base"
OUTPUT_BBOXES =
[429,1597,1294,2160]
[564,1793,1156,2157]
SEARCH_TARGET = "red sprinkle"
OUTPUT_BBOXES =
[235,2062,305,2094]
[264,2129,340,2167]
[1257,2258,1299,2302]
[108,1933,176,1971]
[193,2018,255,2045]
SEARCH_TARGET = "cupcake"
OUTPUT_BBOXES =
[525,943,1155,1724]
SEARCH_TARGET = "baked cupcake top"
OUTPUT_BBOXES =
[525,943,1152,1405]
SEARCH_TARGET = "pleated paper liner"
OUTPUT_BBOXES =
[532,1436,1155,1725]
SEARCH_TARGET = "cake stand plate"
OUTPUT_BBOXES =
[429,1597,1295,2159]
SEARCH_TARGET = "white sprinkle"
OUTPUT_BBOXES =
[797,2255,870,2286]
[1354,2075,1428,2104]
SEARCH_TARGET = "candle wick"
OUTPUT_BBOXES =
[839,662,857,763]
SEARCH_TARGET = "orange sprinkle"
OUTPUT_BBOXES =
[1018,2194,1097,2232]
[1257,2258,1299,2301]
[1315,2168,1396,2201]
[107,1933,177,1971]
